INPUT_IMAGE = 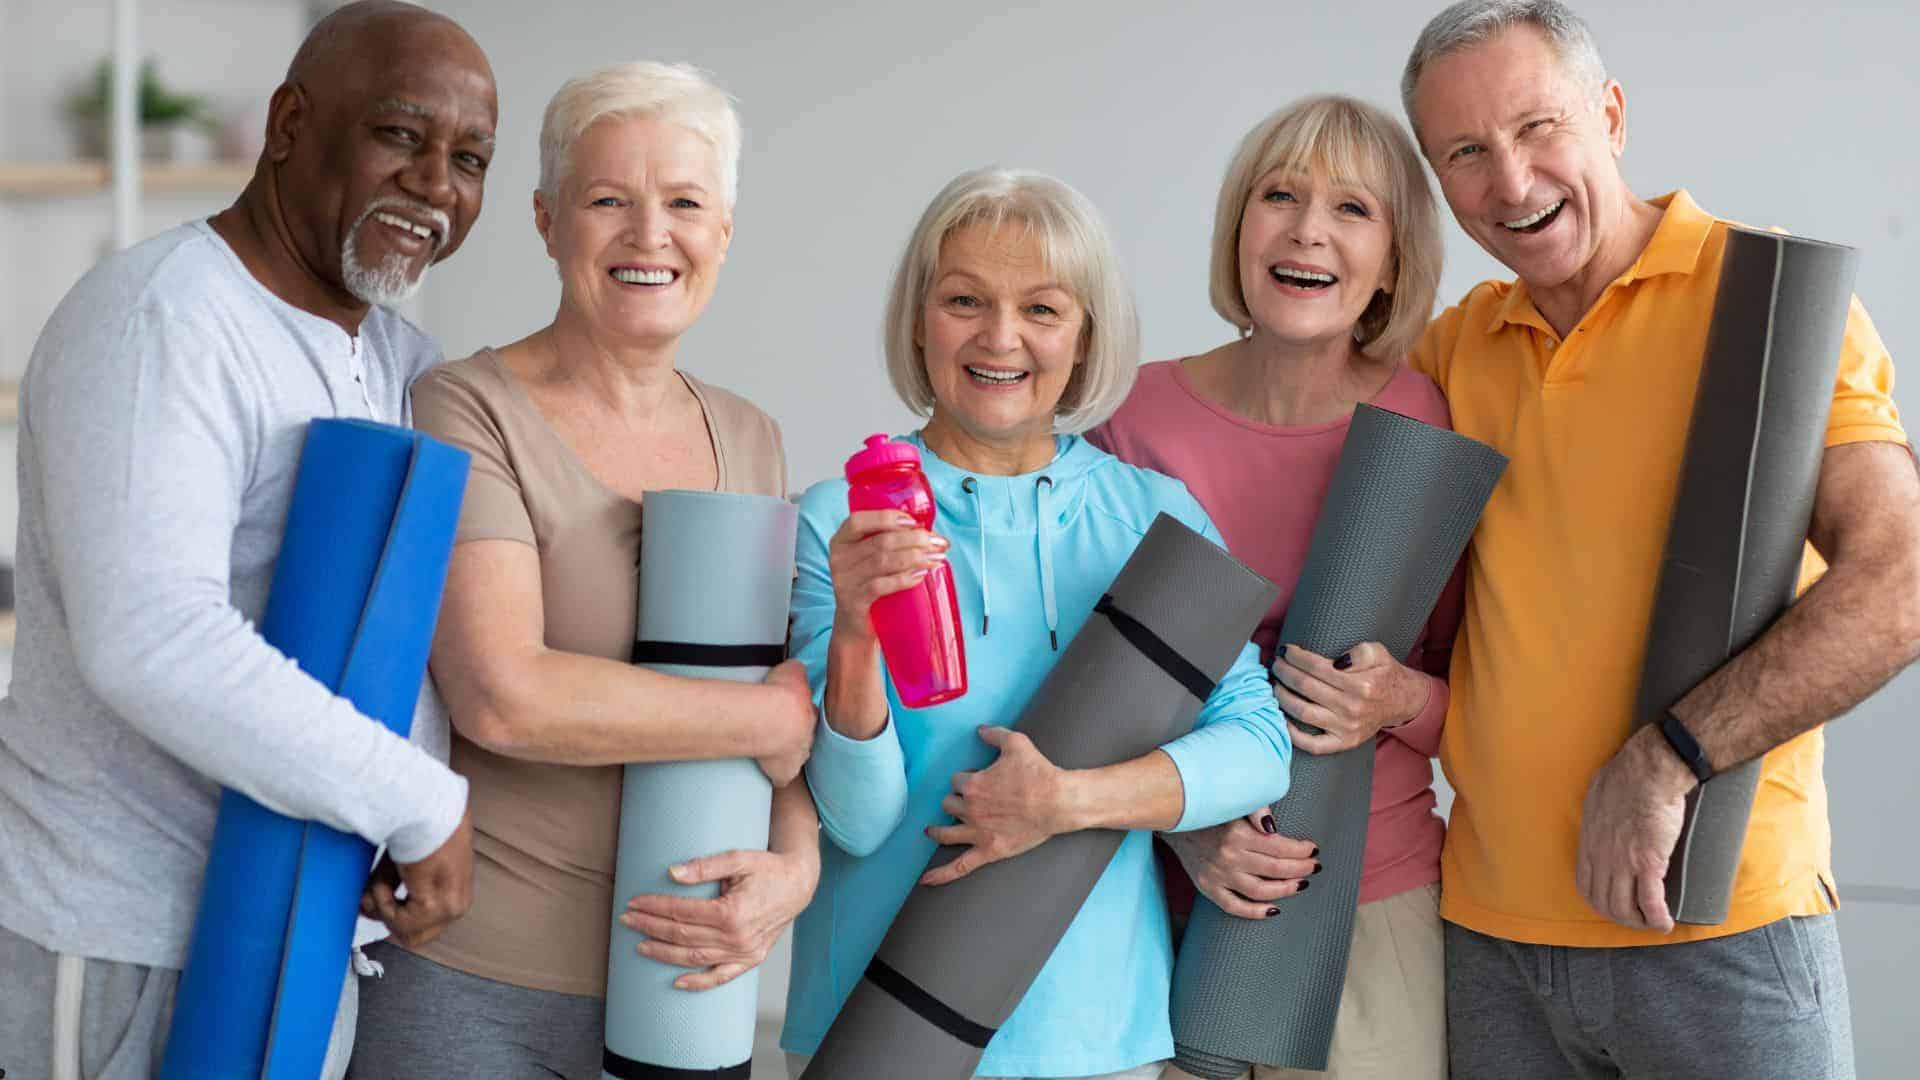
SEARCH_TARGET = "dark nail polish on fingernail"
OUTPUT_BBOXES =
[1312,861,1323,875]
[1309,846,1320,858]
[1266,907,1279,917]
[1261,816,1277,834]
[1298,879,1311,892]
[1278,645,1289,659]
[1334,653,1353,670]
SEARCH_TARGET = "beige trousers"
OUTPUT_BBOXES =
[1165,882,1446,1080]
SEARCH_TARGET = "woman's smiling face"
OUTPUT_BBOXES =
[918,221,1087,453]
[539,112,732,349]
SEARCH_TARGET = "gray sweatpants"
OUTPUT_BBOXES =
[347,941,604,1080]
[0,921,356,1080]
[1445,914,1853,1079]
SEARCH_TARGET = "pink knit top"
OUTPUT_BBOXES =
[1090,358,1460,907]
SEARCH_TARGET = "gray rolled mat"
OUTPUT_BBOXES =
[1171,404,1507,1077]
[1633,227,1857,926]
[604,489,799,1080]
[801,514,1279,1080]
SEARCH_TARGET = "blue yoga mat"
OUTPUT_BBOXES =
[160,419,469,1080]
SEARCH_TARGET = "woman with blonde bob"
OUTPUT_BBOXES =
[780,168,1292,1079]
[348,62,819,1078]
[1093,95,1458,1079]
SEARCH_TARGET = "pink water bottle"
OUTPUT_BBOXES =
[845,434,968,707]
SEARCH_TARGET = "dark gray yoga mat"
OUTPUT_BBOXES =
[605,490,799,1080]
[1633,227,1857,925]
[1171,404,1506,1077]
[801,514,1278,1080]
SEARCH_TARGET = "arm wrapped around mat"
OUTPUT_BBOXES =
[801,514,1278,1080]
[1170,404,1505,1077]
[1633,227,1857,925]
[160,419,469,1080]
[604,490,799,1080]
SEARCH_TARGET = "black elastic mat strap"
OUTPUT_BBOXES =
[1094,593,1216,701]
[630,640,786,668]
[602,1048,750,1080]
[865,958,997,1049]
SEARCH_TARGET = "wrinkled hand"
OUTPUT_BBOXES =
[1575,726,1695,932]
[755,660,816,786]
[1163,811,1320,920]
[360,807,475,948]
[921,727,1073,887]
[828,510,950,644]
[621,844,822,990]
[1271,642,1429,755]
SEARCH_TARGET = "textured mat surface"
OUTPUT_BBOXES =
[161,420,469,1080]
[1170,405,1506,1076]
[802,514,1278,1080]
[604,490,798,1079]
[1634,228,1857,925]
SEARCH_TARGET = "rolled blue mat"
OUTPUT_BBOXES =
[160,419,469,1080]
[604,490,799,1080]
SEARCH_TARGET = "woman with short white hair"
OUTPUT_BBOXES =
[780,167,1292,1079]
[348,61,819,1078]
[1093,94,1456,1080]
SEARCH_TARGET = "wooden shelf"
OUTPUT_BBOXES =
[0,161,252,197]
[0,380,16,424]
[0,613,14,647]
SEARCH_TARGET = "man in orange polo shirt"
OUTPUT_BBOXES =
[1400,1,1920,1076]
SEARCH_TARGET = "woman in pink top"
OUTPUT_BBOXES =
[1090,95,1454,1080]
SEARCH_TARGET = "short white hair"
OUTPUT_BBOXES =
[538,61,741,207]
[883,168,1139,435]
[1401,0,1608,142]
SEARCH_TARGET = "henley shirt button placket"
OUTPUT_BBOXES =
[346,336,375,419]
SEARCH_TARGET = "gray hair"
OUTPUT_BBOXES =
[883,168,1140,435]
[538,61,741,207]
[1401,0,1607,139]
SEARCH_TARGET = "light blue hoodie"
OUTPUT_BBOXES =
[782,432,1290,1077]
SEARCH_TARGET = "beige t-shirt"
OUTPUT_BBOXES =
[407,348,786,995]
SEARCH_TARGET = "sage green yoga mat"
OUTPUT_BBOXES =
[801,514,1277,1080]
[1170,405,1505,1076]
[1634,227,1857,925]
[604,490,798,1080]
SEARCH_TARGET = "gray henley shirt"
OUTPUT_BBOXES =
[0,219,466,969]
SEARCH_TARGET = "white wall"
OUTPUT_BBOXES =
[0,0,304,383]
[423,1,1920,1070]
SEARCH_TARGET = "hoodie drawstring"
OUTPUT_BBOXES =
[961,477,989,635]
[1036,475,1058,651]
[959,473,1058,649]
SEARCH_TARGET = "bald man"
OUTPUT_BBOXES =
[0,4,497,1076]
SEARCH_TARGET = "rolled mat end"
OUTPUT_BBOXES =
[1172,1044,1255,1080]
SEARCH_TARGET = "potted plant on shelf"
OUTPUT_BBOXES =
[67,58,218,163]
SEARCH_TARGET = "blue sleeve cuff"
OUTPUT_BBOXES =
[1159,641,1292,832]
[805,705,909,856]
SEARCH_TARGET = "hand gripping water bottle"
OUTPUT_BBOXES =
[845,434,968,707]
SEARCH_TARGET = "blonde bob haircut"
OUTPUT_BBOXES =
[884,168,1139,435]
[538,61,742,208]
[1209,95,1442,361]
